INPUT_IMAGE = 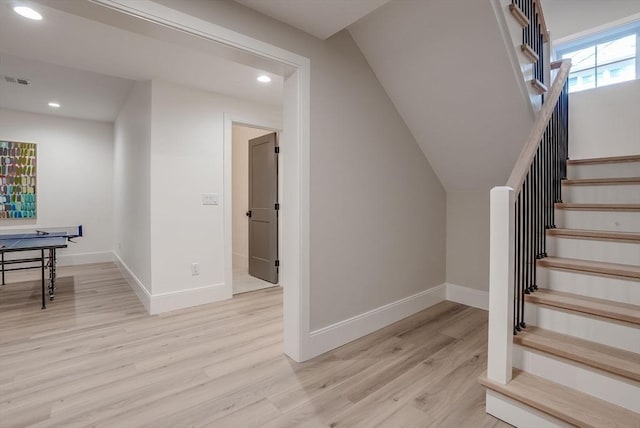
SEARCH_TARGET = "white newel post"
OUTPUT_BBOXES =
[487,186,515,384]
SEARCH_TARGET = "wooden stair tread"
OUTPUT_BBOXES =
[520,44,539,63]
[480,369,640,427]
[547,228,640,243]
[537,256,640,280]
[556,202,640,211]
[531,78,548,94]
[568,154,640,165]
[526,288,640,325]
[508,3,529,28]
[515,326,640,383]
[563,177,640,185]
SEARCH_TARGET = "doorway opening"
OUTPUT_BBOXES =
[231,124,281,295]
[45,0,311,362]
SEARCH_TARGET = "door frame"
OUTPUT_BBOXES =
[224,119,281,291]
[92,0,312,362]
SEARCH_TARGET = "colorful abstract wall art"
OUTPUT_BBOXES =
[0,141,36,219]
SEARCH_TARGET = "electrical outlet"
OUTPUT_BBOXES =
[191,262,200,276]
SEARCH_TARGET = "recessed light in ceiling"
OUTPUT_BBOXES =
[48,102,61,108]
[13,6,43,21]
[257,75,271,83]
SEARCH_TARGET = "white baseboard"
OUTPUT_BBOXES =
[113,252,231,315]
[307,283,446,358]
[113,252,151,313]
[57,251,114,266]
[149,283,230,315]
[446,283,489,310]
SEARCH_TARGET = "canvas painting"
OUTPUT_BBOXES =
[0,141,37,219]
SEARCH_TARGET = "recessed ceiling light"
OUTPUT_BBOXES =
[13,6,43,21]
[257,75,271,83]
[48,102,60,108]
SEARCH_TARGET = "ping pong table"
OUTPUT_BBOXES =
[0,226,83,309]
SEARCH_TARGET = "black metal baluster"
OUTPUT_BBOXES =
[533,6,538,81]
[511,43,571,334]
[544,127,551,252]
[528,164,532,295]
[532,151,538,292]
[539,145,544,258]
[524,172,529,299]
[514,196,521,334]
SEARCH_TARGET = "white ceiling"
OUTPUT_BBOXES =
[0,0,283,122]
[0,54,133,122]
[233,0,392,39]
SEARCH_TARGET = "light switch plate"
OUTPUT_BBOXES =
[202,193,218,205]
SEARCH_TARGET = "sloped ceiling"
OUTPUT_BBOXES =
[349,0,535,191]
[233,0,392,39]
[541,0,640,40]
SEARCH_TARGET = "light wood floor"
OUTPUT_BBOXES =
[0,262,508,427]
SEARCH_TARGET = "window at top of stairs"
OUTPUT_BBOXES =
[556,20,639,93]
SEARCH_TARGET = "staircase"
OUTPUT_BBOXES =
[483,156,640,426]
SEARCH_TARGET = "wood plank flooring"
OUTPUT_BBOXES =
[0,262,507,427]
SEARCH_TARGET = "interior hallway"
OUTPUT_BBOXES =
[0,263,506,427]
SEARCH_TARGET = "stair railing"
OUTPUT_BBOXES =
[510,0,548,89]
[487,59,571,385]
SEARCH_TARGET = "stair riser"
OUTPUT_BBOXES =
[556,209,640,232]
[562,183,640,204]
[547,236,640,266]
[524,304,640,353]
[485,390,570,428]
[514,346,640,413]
[537,268,640,306]
[568,162,640,179]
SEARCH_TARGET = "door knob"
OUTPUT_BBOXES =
[246,210,252,218]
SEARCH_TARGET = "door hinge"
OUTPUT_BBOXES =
[275,260,280,267]
[274,146,280,154]
[275,203,280,210]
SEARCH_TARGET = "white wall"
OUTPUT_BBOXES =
[446,191,490,292]
[149,80,281,301]
[113,81,152,291]
[541,0,640,40]
[0,108,114,265]
[568,79,640,159]
[154,0,447,331]
[232,124,271,269]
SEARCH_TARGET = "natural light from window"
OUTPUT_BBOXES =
[558,23,639,93]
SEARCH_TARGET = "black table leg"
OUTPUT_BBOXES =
[41,249,46,309]
[48,248,56,300]
[1,252,5,286]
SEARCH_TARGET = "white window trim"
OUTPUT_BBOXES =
[556,19,640,92]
